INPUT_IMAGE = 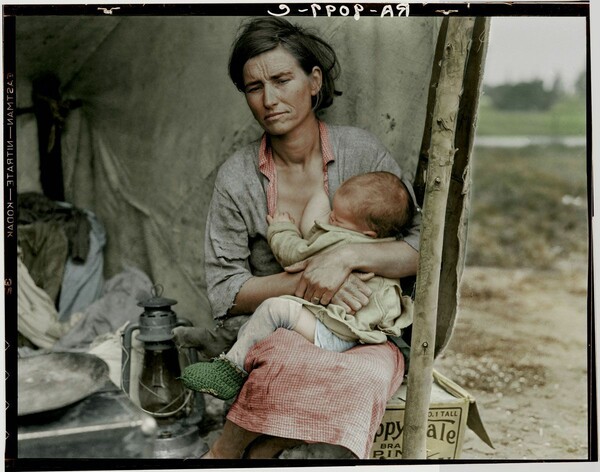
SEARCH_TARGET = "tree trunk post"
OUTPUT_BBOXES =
[402,16,477,459]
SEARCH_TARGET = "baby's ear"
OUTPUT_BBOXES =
[362,229,378,238]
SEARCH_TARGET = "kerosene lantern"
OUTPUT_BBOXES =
[121,286,207,458]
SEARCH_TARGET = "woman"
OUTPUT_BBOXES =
[202,17,420,459]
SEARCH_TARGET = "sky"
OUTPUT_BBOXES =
[482,16,587,91]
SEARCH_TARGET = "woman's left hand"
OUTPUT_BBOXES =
[329,272,374,314]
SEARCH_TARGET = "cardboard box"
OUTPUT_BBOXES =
[371,370,492,459]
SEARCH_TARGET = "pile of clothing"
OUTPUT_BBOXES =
[17,192,153,353]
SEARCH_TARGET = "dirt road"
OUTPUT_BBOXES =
[436,260,591,460]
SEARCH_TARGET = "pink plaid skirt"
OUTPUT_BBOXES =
[227,328,404,458]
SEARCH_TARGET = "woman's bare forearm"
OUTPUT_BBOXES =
[229,271,303,315]
[342,240,419,279]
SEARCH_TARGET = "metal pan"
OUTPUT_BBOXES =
[18,352,110,416]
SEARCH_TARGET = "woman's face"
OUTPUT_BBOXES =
[242,45,322,136]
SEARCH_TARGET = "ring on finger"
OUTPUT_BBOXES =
[311,297,320,304]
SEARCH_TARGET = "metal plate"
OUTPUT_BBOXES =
[18,352,110,416]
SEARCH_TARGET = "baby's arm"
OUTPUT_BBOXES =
[267,213,314,267]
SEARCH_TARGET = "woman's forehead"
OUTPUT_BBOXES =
[242,46,302,82]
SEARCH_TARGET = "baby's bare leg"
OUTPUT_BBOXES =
[226,298,317,368]
[182,299,319,401]
[291,307,317,343]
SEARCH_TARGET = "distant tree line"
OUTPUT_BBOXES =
[484,69,586,111]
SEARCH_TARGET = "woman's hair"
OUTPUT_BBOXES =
[228,17,341,112]
[336,172,415,238]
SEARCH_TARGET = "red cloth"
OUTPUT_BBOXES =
[226,328,404,458]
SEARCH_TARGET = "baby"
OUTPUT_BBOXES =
[181,171,415,400]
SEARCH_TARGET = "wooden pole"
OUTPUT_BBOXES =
[435,17,491,355]
[413,17,449,206]
[402,17,476,459]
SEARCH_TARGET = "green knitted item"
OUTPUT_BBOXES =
[180,356,247,400]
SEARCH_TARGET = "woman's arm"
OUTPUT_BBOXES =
[287,239,418,307]
[342,239,419,278]
[205,161,292,319]
[229,271,303,315]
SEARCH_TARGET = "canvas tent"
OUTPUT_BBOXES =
[15,15,442,327]
[10,11,489,459]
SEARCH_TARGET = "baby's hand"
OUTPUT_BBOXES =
[268,211,295,225]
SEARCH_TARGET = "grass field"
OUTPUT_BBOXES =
[465,94,589,269]
[475,96,587,137]
[465,144,589,269]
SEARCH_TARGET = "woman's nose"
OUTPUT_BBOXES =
[263,84,278,107]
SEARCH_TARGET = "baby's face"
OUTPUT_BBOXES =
[329,194,371,234]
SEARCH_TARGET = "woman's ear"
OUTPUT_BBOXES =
[310,66,323,96]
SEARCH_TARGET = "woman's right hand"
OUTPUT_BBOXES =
[285,247,375,313]
[329,272,375,314]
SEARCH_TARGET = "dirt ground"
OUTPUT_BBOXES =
[435,259,591,461]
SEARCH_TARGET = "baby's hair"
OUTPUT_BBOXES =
[336,171,414,238]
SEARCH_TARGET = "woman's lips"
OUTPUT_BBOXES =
[265,112,285,121]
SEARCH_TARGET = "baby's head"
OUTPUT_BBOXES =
[329,171,414,238]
